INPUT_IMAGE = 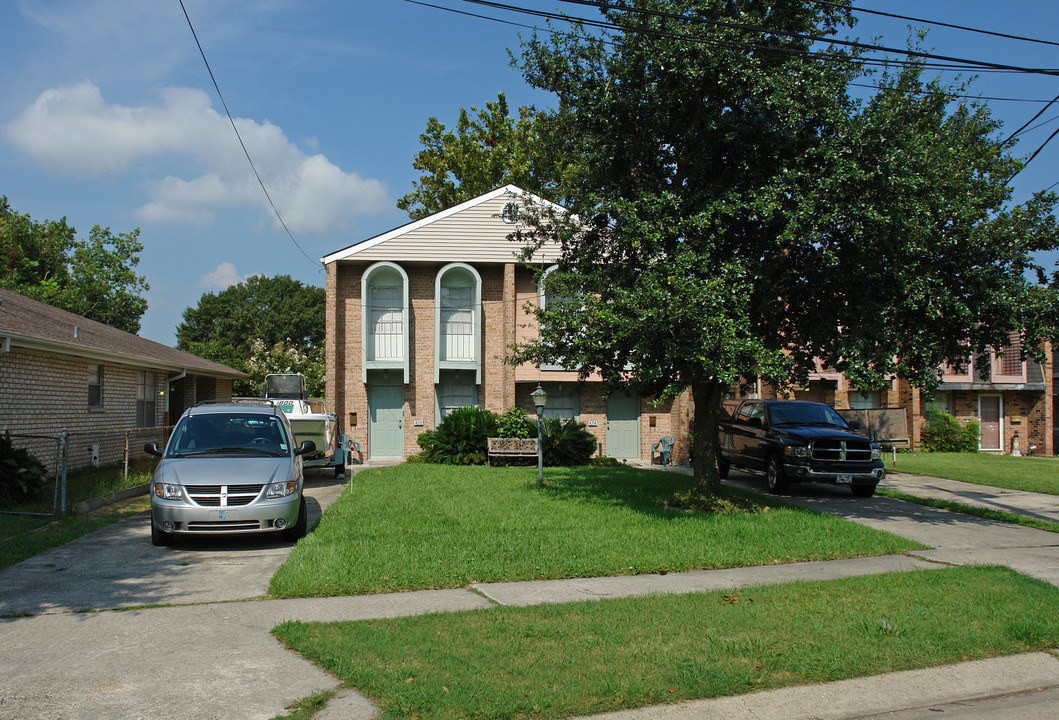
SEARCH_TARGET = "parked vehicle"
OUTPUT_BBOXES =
[262,373,359,476]
[144,400,316,546]
[718,399,884,497]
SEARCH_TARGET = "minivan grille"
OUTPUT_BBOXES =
[185,484,265,507]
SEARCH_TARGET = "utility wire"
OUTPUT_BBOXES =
[178,0,319,268]
[813,0,1059,49]
[545,0,1059,77]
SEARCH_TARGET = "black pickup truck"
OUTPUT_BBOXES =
[718,399,885,497]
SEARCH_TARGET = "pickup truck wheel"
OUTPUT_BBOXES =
[718,456,730,479]
[766,455,790,494]
[851,483,877,498]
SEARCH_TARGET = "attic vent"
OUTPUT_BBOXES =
[74,326,79,339]
[501,202,519,224]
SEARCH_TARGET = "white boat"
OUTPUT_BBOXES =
[263,374,336,459]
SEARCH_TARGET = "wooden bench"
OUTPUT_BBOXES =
[487,437,539,465]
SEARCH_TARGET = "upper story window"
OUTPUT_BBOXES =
[362,262,410,383]
[435,263,482,384]
[87,364,103,408]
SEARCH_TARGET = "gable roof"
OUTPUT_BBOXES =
[321,185,564,265]
[0,288,245,378]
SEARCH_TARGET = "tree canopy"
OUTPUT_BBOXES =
[398,92,575,219]
[0,196,149,333]
[504,1,1059,493]
[176,274,325,396]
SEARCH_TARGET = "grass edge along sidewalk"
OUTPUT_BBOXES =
[890,452,1059,496]
[269,464,924,598]
[274,565,1059,720]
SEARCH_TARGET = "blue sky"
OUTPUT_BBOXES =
[2,1,1058,345]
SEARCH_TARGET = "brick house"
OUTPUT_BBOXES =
[766,341,1054,455]
[0,287,245,466]
[322,185,692,462]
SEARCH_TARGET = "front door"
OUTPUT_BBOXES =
[979,394,1002,452]
[369,384,405,458]
[607,391,640,459]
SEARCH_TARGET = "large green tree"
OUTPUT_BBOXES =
[507,1,1059,494]
[176,274,324,396]
[398,92,575,219]
[0,197,149,333]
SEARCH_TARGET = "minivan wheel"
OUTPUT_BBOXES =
[151,519,170,547]
[282,495,308,542]
[718,456,730,479]
[766,455,790,494]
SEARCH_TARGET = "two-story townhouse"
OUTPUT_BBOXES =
[322,186,692,463]
[772,340,1053,455]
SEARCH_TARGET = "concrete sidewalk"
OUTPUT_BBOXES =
[2,467,1059,720]
[885,469,1059,524]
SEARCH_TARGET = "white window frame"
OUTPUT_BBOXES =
[434,263,482,384]
[88,364,103,408]
[436,370,479,419]
[362,262,410,383]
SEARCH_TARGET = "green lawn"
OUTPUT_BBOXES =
[890,452,1059,495]
[269,464,923,597]
[0,467,152,570]
[275,565,1059,720]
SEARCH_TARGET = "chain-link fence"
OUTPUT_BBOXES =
[0,433,64,516]
[1,426,172,516]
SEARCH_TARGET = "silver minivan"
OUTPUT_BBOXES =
[144,400,316,546]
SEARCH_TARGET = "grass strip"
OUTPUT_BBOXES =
[275,566,1059,720]
[889,453,1059,495]
[269,464,923,598]
[0,497,150,570]
[877,488,1059,534]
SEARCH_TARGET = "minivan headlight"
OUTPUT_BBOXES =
[266,481,297,499]
[154,483,184,501]
[871,447,883,460]
[784,445,810,458]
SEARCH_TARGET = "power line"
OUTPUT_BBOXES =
[545,0,1059,77]
[813,0,1059,49]
[177,0,319,269]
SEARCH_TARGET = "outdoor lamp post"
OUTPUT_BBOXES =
[530,384,548,486]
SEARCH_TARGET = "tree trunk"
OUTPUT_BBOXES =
[691,377,725,496]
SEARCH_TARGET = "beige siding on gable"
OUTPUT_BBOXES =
[346,195,561,264]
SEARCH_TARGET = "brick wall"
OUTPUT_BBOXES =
[328,259,691,462]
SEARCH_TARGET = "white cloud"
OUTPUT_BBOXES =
[199,262,244,289]
[4,81,389,234]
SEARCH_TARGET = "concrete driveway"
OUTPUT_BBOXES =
[0,470,361,720]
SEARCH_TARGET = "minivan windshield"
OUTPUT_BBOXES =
[768,402,848,428]
[168,413,291,457]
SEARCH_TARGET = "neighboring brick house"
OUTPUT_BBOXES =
[767,341,1054,455]
[0,287,245,466]
[322,185,692,463]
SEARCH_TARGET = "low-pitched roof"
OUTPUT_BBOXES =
[0,288,245,378]
[321,185,564,265]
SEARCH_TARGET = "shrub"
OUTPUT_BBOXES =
[418,406,499,465]
[496,407,536,439]
[587,455,621,467]
[541,417,598,466]
[0,434,50,503]
[921,410,979,453]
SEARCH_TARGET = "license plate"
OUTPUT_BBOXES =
[837,474,852,484]
[212,510,234,520]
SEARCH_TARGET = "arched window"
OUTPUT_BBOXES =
[362,262,409,383]
[434,263,482,384]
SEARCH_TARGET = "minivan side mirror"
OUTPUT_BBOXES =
[848,419,861,431]
[294,440,317,457]
[747,416,763,429]
[144,441,163,458]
